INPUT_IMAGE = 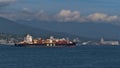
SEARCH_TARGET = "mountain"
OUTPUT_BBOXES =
[16,20,120,40]
[0,17,46,36]
[0,17,80,39]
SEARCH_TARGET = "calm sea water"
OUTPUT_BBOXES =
[0,45,120,68]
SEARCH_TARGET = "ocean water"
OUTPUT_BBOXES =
[0,45,120,68]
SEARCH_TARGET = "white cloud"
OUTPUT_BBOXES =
[35,10,51,21]
[56,10,81,22]
[87,13,118,22]
[56,10,118,23]
[22,8,33,14]
[0,9,119,23]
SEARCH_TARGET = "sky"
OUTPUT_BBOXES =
[8,0,120,14]
[0,0,120,23]
[3,0,120,14]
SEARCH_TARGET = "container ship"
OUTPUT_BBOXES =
[15,34,76,47]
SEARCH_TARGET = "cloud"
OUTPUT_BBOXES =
[21,8,34,14]
[35,10,52,21]
[0,9,52,21]
[0,12,18,21]
[55,10,118,22]
[0,0,16,7]
[56,10,81,22]
[87,13,118,22]
[55,10,118,23]
[0,9,119,24]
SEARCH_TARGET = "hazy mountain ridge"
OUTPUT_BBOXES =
[16,20,120,40]
[1,16,120,40]
[0,17,81,39]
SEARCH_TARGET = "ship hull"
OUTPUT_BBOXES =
[15,43,76,47]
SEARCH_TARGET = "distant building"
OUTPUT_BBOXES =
[100,38,119,45]
[0,39,7,44]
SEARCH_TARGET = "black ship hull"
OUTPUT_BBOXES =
[15,43,76,47]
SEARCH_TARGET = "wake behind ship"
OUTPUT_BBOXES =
[15,34,76,47]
